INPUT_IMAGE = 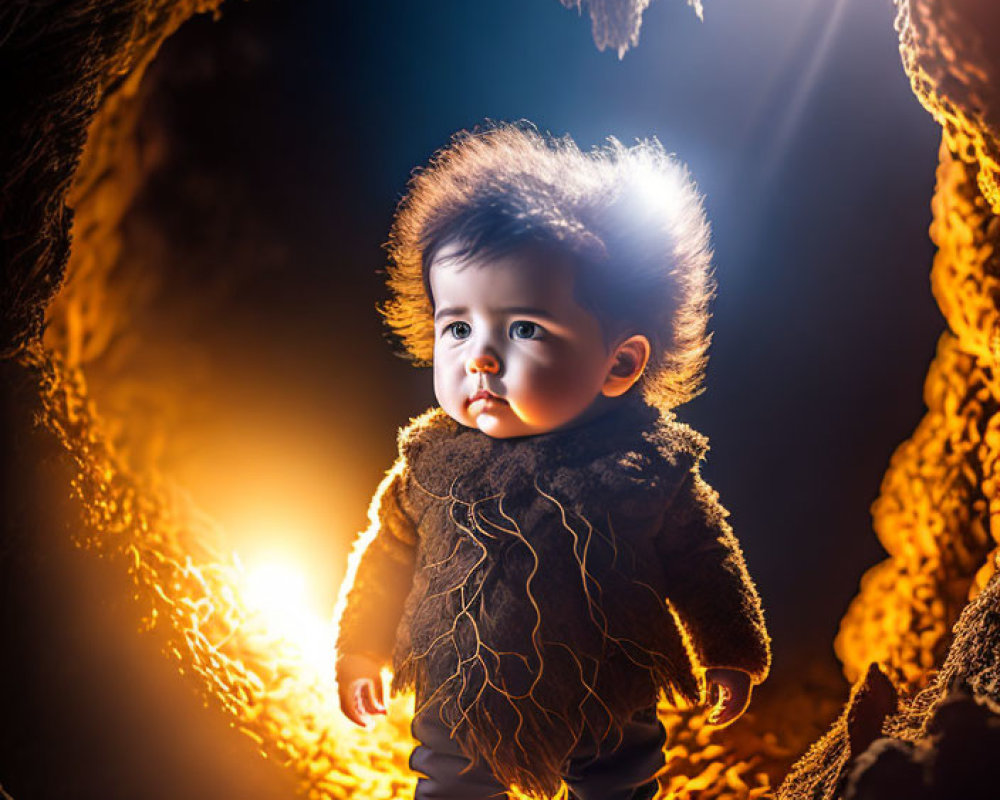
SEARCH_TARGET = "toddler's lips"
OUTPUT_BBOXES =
[467,390,507,408]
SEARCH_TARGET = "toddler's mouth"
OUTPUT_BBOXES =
[467,389,507,407]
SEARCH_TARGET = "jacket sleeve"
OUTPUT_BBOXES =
[333,455,418,670]
[655,466,771,684]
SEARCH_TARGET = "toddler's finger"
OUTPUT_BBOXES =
[340,686,368,728]
[710,698,736,726]
[359,680,386,716]
[706,683,733,725]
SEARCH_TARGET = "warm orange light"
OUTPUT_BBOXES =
[241,557,336,679]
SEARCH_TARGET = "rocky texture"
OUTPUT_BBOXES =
[558,0,703,59]
[896,0,1000,215]
[777,1,1000,796]
[0,0,222,360]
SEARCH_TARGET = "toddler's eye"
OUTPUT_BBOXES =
[509,320,542,340]
[445,321,472,340]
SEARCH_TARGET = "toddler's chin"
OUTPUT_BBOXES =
[471,410,538,439]
[472,414,513,438]
[440,406,508,436]
[441,403,554,438]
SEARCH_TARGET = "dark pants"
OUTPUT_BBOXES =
[409,700,665,800]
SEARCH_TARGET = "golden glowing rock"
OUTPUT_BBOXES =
[897,0,1000,215]
[835,144,1000,695]
[780,2,1000,796]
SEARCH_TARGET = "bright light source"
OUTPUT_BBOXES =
[627,164,688,222]
[245,561,307,617]
[242,558,335,677]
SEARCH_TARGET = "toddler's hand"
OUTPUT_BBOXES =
[336,653,387,728]
[704,667,752,727]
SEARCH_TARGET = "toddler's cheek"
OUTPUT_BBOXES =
[529,371,593,420]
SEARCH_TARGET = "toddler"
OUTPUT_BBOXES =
[332,123,770,800]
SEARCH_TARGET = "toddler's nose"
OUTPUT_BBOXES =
[466,354,499,375]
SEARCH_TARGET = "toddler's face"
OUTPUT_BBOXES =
[429,242,621,438]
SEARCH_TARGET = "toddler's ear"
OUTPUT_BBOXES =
[601,334,651,397]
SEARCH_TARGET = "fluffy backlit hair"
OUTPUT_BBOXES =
[382,122,715,411]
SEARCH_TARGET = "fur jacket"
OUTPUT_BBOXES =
[334,394,770,797]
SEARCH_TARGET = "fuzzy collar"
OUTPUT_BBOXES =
[399,392,708,512]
